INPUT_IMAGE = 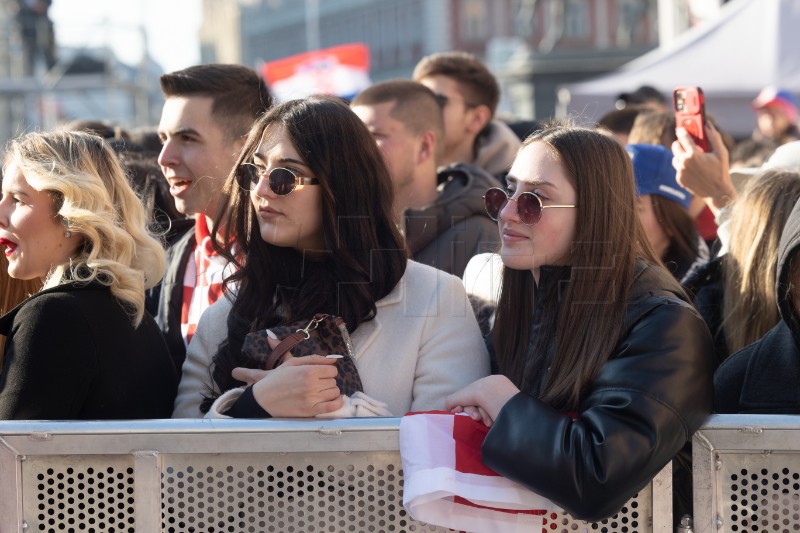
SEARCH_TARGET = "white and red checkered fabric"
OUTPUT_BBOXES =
[181,217,228,347]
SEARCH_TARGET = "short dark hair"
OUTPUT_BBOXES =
[597,105,648,135]
[351,80,444,159]
[616,85,667,108]
[160,64,273,142]
[412,51,500,116]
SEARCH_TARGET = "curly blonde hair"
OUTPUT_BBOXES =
[3,130,166,327]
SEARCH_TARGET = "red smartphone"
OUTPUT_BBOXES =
[673,86,709,152]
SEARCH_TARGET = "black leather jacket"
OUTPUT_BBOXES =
[482,262,714,520]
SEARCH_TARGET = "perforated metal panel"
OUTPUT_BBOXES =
[722,457,800,531]
[159,452,654,533]
[0,419,672,533]
[693,414,800,533]
[160,452,450,533]
[18,454,657,533]
[541,494,648,532]
[24,456,135,533]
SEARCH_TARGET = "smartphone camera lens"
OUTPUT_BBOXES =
[675,93,685,111]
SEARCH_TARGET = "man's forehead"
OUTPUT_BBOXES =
[159,97,225,137]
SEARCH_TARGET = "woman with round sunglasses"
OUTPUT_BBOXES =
[172,96,490,419]
[445,124,713,521]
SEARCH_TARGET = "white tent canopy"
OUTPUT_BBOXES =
[557,0,800,138]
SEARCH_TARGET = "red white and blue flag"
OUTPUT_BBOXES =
[262,42,371,102]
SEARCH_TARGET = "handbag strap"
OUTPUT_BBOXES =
[263,314,330,370]
[264,332,304,370]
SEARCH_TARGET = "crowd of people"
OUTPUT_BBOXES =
[0,50,799,522]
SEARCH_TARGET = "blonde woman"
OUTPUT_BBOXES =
[683,169,800,366]
[0,130,178,419]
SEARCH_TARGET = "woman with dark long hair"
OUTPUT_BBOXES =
[173,96,489,418]
[445,124,713,520]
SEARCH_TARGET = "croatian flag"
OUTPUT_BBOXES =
[262,43,372,103]
[400,411,562,533]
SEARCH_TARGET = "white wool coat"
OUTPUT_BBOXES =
[172,261,490,418]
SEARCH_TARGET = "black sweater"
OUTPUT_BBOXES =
[0,281,178,420]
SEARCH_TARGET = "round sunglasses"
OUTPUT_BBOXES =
[483,187,577,225]
[243,164,320,195]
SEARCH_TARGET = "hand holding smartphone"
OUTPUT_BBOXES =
[673,86,710,152]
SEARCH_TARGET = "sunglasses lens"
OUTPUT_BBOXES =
[484,188,507,221]
[517,193,542,225]
[269,168,296,195]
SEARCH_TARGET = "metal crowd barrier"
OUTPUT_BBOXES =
[0,417,672,533]
[693,414,800,533]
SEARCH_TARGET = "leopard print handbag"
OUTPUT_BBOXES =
[241,314,364,397]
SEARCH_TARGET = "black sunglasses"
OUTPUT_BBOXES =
[243,164,319,196]
[483,187,576,226]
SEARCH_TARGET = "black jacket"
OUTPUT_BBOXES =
[682,256,729,368]
[714,197,800,413]
[145,219,195,372]
[481,262,714,520]
[404,163,500,277]
[0,281,178,420]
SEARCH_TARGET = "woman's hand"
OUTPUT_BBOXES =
[672,123,735,215]
[231,357,343,417]
[230,335,344,417]
[444,375,520,427]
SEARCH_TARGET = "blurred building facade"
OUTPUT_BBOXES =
[198,0,721,120]
[0,1,162,148]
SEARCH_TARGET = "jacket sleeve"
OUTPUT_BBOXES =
[0,296,97,420]
[410,271,491,412]
[712,347,751,413]
[172,296,231,418]
[481,300,714,521]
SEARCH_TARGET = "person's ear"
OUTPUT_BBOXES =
[466,105,492,135]
[416,130,437,166]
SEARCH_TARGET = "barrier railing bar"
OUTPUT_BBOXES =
[0,436,23,531]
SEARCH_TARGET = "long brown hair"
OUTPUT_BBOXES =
[723,169,800,352]
[492,124,668,410]
[651,195,700,265]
